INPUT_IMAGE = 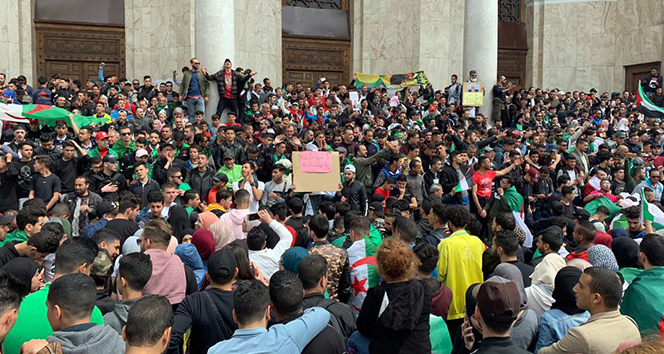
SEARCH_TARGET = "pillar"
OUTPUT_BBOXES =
[195,0,235,123]
[463,0,498,119]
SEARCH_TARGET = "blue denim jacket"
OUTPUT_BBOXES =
[207,307,330,354]
[535,309,590,353]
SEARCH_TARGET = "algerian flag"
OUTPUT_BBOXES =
[587,176,601,191]
[609,213,627,231]
[641,189,664,226]
[345,224,382,315]
[503,186,534,247]
[0,103,107,127]
[637,81,664,118]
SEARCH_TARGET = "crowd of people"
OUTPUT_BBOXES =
[0,59,663,354]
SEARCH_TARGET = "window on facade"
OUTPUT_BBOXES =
[286,0,343,10]
[498,0,520,23]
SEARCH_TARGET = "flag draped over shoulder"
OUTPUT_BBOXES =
[0,103,107,128]
[503,186,533,247]
[641,190,664,226]
[637,82,664,118]
[345,225,382,314]
[353,71,430,90]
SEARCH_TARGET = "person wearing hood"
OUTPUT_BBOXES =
[493,263,539,352]
[352,238,432,354]
[175,243,207,289]
[169,249,238,354]
[20,273,125,354]
[191,228,215,262]
[587,244,619,271]
[219,189,251,240]
[611,237,643,285]
[525,251,566,318]
[534,266,590,353]
[279,247,309,274]
[0,258,43,295]
[104,253,152,335]
[209,219,236,251]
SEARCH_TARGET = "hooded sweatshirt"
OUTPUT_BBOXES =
[143,249,187,305]
[103,297,142,335]
[176,243,207,289]
[219,208,250,240]
[48,324,125,354]
[356,279,432,354]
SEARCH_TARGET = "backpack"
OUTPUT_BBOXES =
[313,298,351,344]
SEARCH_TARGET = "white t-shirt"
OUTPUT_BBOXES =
[232,179,265,213]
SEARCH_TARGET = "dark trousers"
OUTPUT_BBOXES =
[237,99,247,124]
[216,97,239,119]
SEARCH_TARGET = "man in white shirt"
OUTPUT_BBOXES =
[232,162,264,213]
[247,210,293,279]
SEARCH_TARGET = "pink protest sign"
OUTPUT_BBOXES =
[299,151,332,173]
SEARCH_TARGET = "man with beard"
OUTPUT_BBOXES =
[90,155,127,203]
[63,176,103,237]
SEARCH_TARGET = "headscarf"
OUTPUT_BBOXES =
[209,220,236,251]
[531,253,567,289]
[152,117,164,131]
[494,263,527,308]
[551,266,585,315]
[612,237,640,269]
[175,243,207,290]
[197,212,220,229]
[192,229,215,260]
[566,258,593,271]
[593,232,612,249]
[587,245,619,271]
[1,258,39,295]
[168,206,191,242]
[280,247,309,274]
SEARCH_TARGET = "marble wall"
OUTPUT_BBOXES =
[527,0,664,92]
[233,0,282,86]
[351,0,465,90]
[0,0,35,83]
[124,0,195,82]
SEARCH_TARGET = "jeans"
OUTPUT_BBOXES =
[348,331,371,354]
[184,96,205,120]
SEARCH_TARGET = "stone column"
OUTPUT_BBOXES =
[195,0,235,122]
[463,0,498,119]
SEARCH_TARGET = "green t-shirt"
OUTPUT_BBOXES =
[2,282,104,354]
[218,164,243,188]
[178,182,192,191]
[0,230,26,248]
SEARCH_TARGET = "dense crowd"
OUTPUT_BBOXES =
[0,60,663,354]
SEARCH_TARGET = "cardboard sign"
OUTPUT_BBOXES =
[462,82,485,107]
[293,152,341,192]
[299,151,332,173]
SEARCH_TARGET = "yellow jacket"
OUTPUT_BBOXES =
[437,229,484,320]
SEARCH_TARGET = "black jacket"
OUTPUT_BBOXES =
[270,313,346,354]
[90,171,127,202]
[0,242,20,268]
[476,337,530,354]
[302,293,357,342]
[356,279,432,354]
[341,180,367,216]
[439,163,468,205]
[187,167,216,201]
[168,288,236,354]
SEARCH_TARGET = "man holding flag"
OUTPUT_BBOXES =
[440,150,469,208]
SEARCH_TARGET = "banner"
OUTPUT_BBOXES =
[462,82,485,107]
[353,71,430,90]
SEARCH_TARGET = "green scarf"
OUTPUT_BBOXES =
[112,140,136,159]
[503,186,523,212]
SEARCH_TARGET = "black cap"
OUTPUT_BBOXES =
[160,142,176,150]
[0,214,15,225]
[208,249,237,282]
[223,152,234,160]
[213,173,229,183]
[96,201,117,218]
[369,202,385,218]
[103,155,117,163]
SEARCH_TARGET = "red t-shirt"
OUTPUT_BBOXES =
[472,170,496,198]
[374,187,391,199]
[224,71,234,99]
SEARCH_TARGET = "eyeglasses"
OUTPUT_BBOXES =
[121,132,132,136]
[171,175,183,179]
